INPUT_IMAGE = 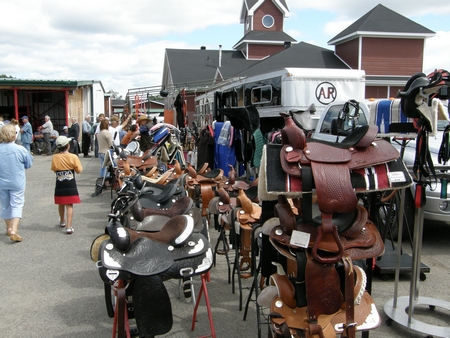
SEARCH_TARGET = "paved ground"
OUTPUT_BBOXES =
[1,154,450,338]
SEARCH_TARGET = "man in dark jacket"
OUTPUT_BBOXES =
[68,117,80,155]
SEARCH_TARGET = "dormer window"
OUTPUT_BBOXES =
[262,15,274,28]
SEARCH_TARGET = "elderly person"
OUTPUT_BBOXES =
[20,116,33,153]
[33,126,45,155]
[0,124,34,242]
[68,117,80,155]
[61,126,69,137]
[50,128,60,153]
[81,114,92,158]
[41,115,53,156]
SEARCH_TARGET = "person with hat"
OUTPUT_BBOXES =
[49,128,59,153]
[0,124,34,242]
[20,116,33,153]
[50,136,83,234]
[61,126,69,137]
[136,114,153,152]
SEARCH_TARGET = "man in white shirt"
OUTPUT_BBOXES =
[41,115,53,156]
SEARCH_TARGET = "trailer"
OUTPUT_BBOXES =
[195,67,366,134]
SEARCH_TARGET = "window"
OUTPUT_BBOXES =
[319,104,368,134]
[262,15,274,28]
[251,85,272,105]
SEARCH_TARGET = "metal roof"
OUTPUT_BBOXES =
[165,48,260,86]
[328,4,435,45]
[234,41,350,78]
[0,78,104,90]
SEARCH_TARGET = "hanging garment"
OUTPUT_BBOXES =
[195,127,215,170]
[251,128,265,169]
[214,122,236,177]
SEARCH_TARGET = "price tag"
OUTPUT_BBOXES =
[388,171,406,183]
[290,230,310,248]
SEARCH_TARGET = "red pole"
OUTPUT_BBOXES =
[14,89,19,120]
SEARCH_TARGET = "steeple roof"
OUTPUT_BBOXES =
[240,0,290,23]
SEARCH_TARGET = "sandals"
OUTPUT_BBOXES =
[66,227,74,234]
[9,230,22,242]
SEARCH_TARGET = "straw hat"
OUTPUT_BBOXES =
[137,115,150,123]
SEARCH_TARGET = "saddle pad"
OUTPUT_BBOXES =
[259,144,413,200]
[101,238,173,276]
[101,233,210,276]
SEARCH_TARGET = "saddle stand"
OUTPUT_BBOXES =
[191,271,217,338]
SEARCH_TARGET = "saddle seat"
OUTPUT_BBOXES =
[117,149,158,171]
[130,195,193,222]
[106,214,195,252]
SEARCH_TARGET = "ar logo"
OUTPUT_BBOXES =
[315,82,337,105]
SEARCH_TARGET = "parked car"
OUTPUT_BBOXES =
[393,119,450,222]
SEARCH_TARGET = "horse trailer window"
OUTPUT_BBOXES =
[252,85,272,104]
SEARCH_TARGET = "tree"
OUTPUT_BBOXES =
[106,89,122,99]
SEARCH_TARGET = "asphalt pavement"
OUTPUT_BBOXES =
[1,155,450,338]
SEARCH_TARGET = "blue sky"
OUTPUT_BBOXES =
[1,0,449,97]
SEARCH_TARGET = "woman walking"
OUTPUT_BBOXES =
[0,124,33,242]
[50,136,83,234]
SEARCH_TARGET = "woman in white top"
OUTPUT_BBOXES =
[11,119,21,145]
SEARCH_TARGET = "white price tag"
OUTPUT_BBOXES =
[388,171,406,183]
[290,230,310,248]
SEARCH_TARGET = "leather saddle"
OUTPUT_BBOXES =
[259,110,393,338]
[278,112,392,264]
[263,261,380,338]
[117,149,159,171]
[99,214,213,279]
[269,195,384,264]
[186,164,224,217]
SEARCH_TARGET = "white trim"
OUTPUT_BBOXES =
[329,31,435,45]
[248,0,265,16]
[358,36,362,70]
[272,0,290,18]
[262,14,275,29]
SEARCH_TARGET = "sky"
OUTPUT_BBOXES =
[1,0,449,98]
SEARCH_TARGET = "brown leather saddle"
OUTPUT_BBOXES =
[185,163,224,216]
[117,149,159,171]
[260,111,397,337]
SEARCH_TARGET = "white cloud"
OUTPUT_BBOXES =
[1,0,449,97]
[424,31,450,74]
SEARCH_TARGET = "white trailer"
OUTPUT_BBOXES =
[195,67,366,133]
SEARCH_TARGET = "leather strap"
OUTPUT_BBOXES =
[342,256,356,338]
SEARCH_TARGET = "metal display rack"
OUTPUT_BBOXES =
[384,170,450,337]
